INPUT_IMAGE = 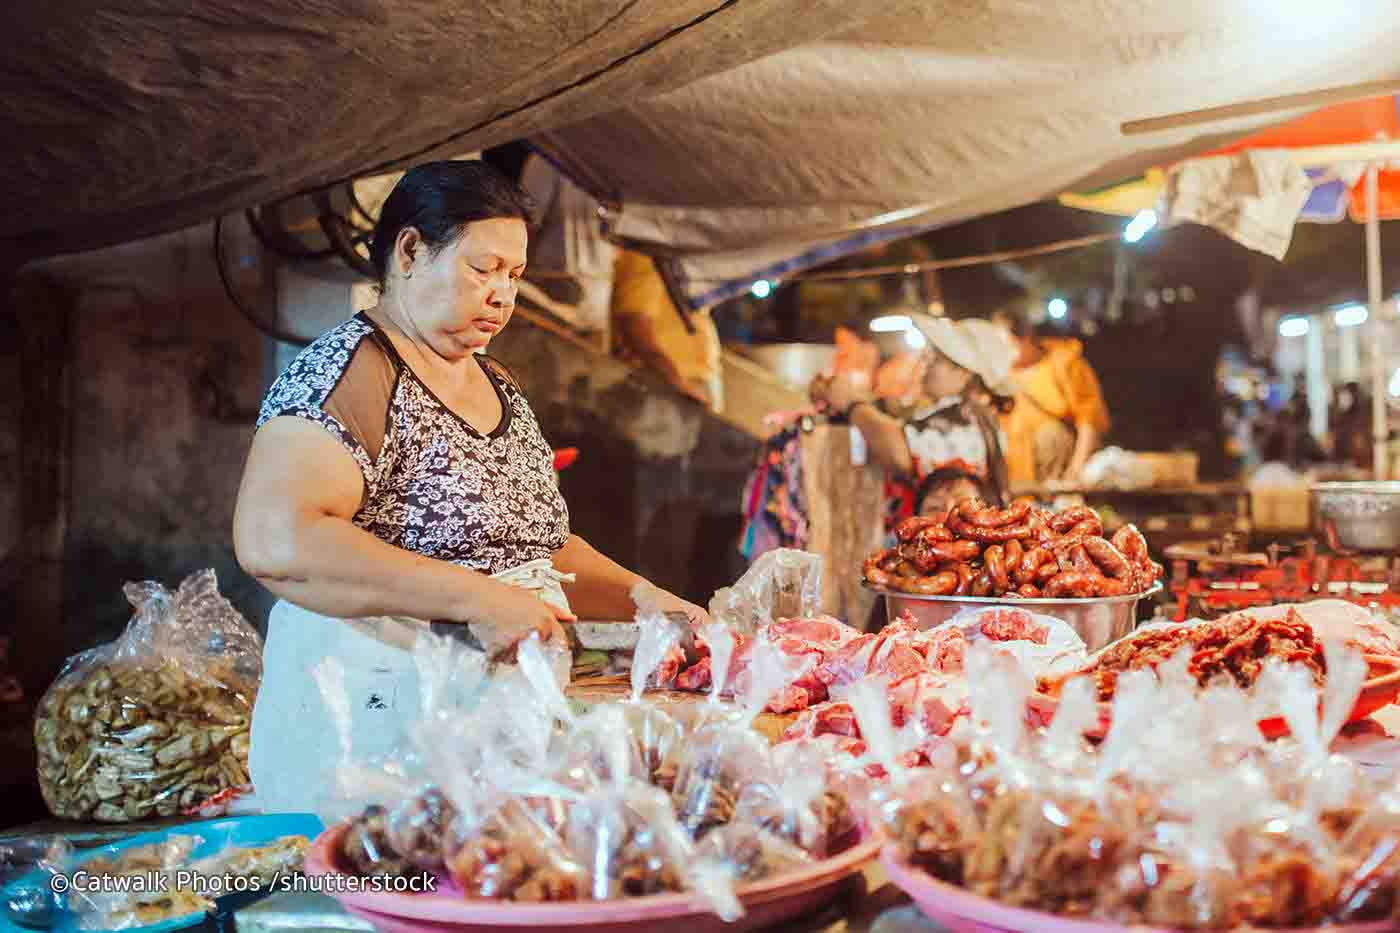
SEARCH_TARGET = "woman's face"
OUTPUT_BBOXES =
[924,352,971,399]
[396,217,528,359]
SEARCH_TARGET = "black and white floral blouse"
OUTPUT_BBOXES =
[255,313,570,575]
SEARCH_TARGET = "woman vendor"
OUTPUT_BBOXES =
[233,160,706,812]
[810,315,1016,525]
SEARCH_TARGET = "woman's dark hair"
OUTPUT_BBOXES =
[968,374,1016,415]
[369,160,535,289]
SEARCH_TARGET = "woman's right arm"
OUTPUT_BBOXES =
[849,403,916,475]
[233,417,570,637]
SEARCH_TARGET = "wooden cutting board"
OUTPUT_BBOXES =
[565,676,799,744]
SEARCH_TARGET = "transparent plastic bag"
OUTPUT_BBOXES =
[709,549,823,637]
[34,570,261,822]
[695,822,812,883]
[443,796,588,901]
[670,723,774,839]
[66,835,214,930]
[1,835,72,931]
[734,742,854,857]
[940,606,1088,679]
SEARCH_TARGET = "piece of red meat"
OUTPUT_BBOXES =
[672,656,711,691]
[815,633,882,687]
[768,617,857,646]
[649,644,686,687]
[764,684,813,714]
[881,615,921,640]
[868,639,925,683]
[914,627,968,673]
[979,609,1049,645]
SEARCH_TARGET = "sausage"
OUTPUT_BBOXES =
[970,570,994,597]
[984,544,1010,593]
[1017,583,1042,599]
[1070,545,1097,575]
[895,516,945,542]
[952,562,977,596]
[863,549,899,588]
[947,513,1035,543]
[1004,539,1024,577]
[914,523,956,544]
[1050,506,1102,534]
[928,540,982,564]
[894,570,959,596]
[896,560,922,578]
[878,550,903,573]
[1111,524,1149,562]
[1035,561,1060,584]
[958,498,1033,529]
[1044,572,1103,598]
[1082,537,1134,582]
[1017,547,1053,585]
[1093,576,1131,597]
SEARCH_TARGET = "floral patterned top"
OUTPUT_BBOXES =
[884,396,1010,533]
[255,314,570,575]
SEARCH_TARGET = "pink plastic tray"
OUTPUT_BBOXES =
[304,821,879,933]
[880,846,1395,933]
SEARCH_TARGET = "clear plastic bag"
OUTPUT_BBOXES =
[34,570,261,822]
[940,606,1088,679]
[734,742,854,857]
[443,796,588,901]
[708,549,823,637]
[670,722,774,839]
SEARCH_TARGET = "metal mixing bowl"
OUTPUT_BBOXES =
[870,584,1163,652]
[1311,482,1400,553]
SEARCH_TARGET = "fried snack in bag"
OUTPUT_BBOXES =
[696,823,813,883]
[735,742,853,857]
[35,570,260,821]
[444,796,587,901]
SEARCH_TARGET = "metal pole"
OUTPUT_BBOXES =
[1367,162,1387,479]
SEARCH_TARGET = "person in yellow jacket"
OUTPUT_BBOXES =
[610,248,722,412]
[992,309,1110,485]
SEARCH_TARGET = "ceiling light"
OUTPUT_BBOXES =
[1124,209,1158,243]
[905,328,927,349]
[750,280,773,299]
[1390,368,1400,398]
[1278,317,1310,338]
[1047,298,1068,320]
[1334,304,1368,327]
[870,314,913,333]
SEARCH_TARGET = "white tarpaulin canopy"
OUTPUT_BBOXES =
[8,0,1400,303]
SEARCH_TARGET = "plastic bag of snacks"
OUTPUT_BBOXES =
[870,631,1400,928]
[34,570,261,822]
[734,742,854,857]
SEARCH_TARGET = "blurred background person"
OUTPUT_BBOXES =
[992,307,1110,485]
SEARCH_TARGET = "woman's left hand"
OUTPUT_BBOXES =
[652,590,711,629]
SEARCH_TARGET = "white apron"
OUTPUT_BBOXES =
[247,559,573,815]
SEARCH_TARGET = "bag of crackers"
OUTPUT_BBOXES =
[34,570,262,821]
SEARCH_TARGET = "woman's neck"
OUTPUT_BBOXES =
[364,300,473,388]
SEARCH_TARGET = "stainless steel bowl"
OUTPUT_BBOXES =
[1311,482,1400,553]
[869,584,1163,652]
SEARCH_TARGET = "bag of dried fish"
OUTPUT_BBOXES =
[34,570,261,822]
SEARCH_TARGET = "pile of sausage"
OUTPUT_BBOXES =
[863,498,1163,599]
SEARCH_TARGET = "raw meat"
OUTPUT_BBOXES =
[978,609,1050,645]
